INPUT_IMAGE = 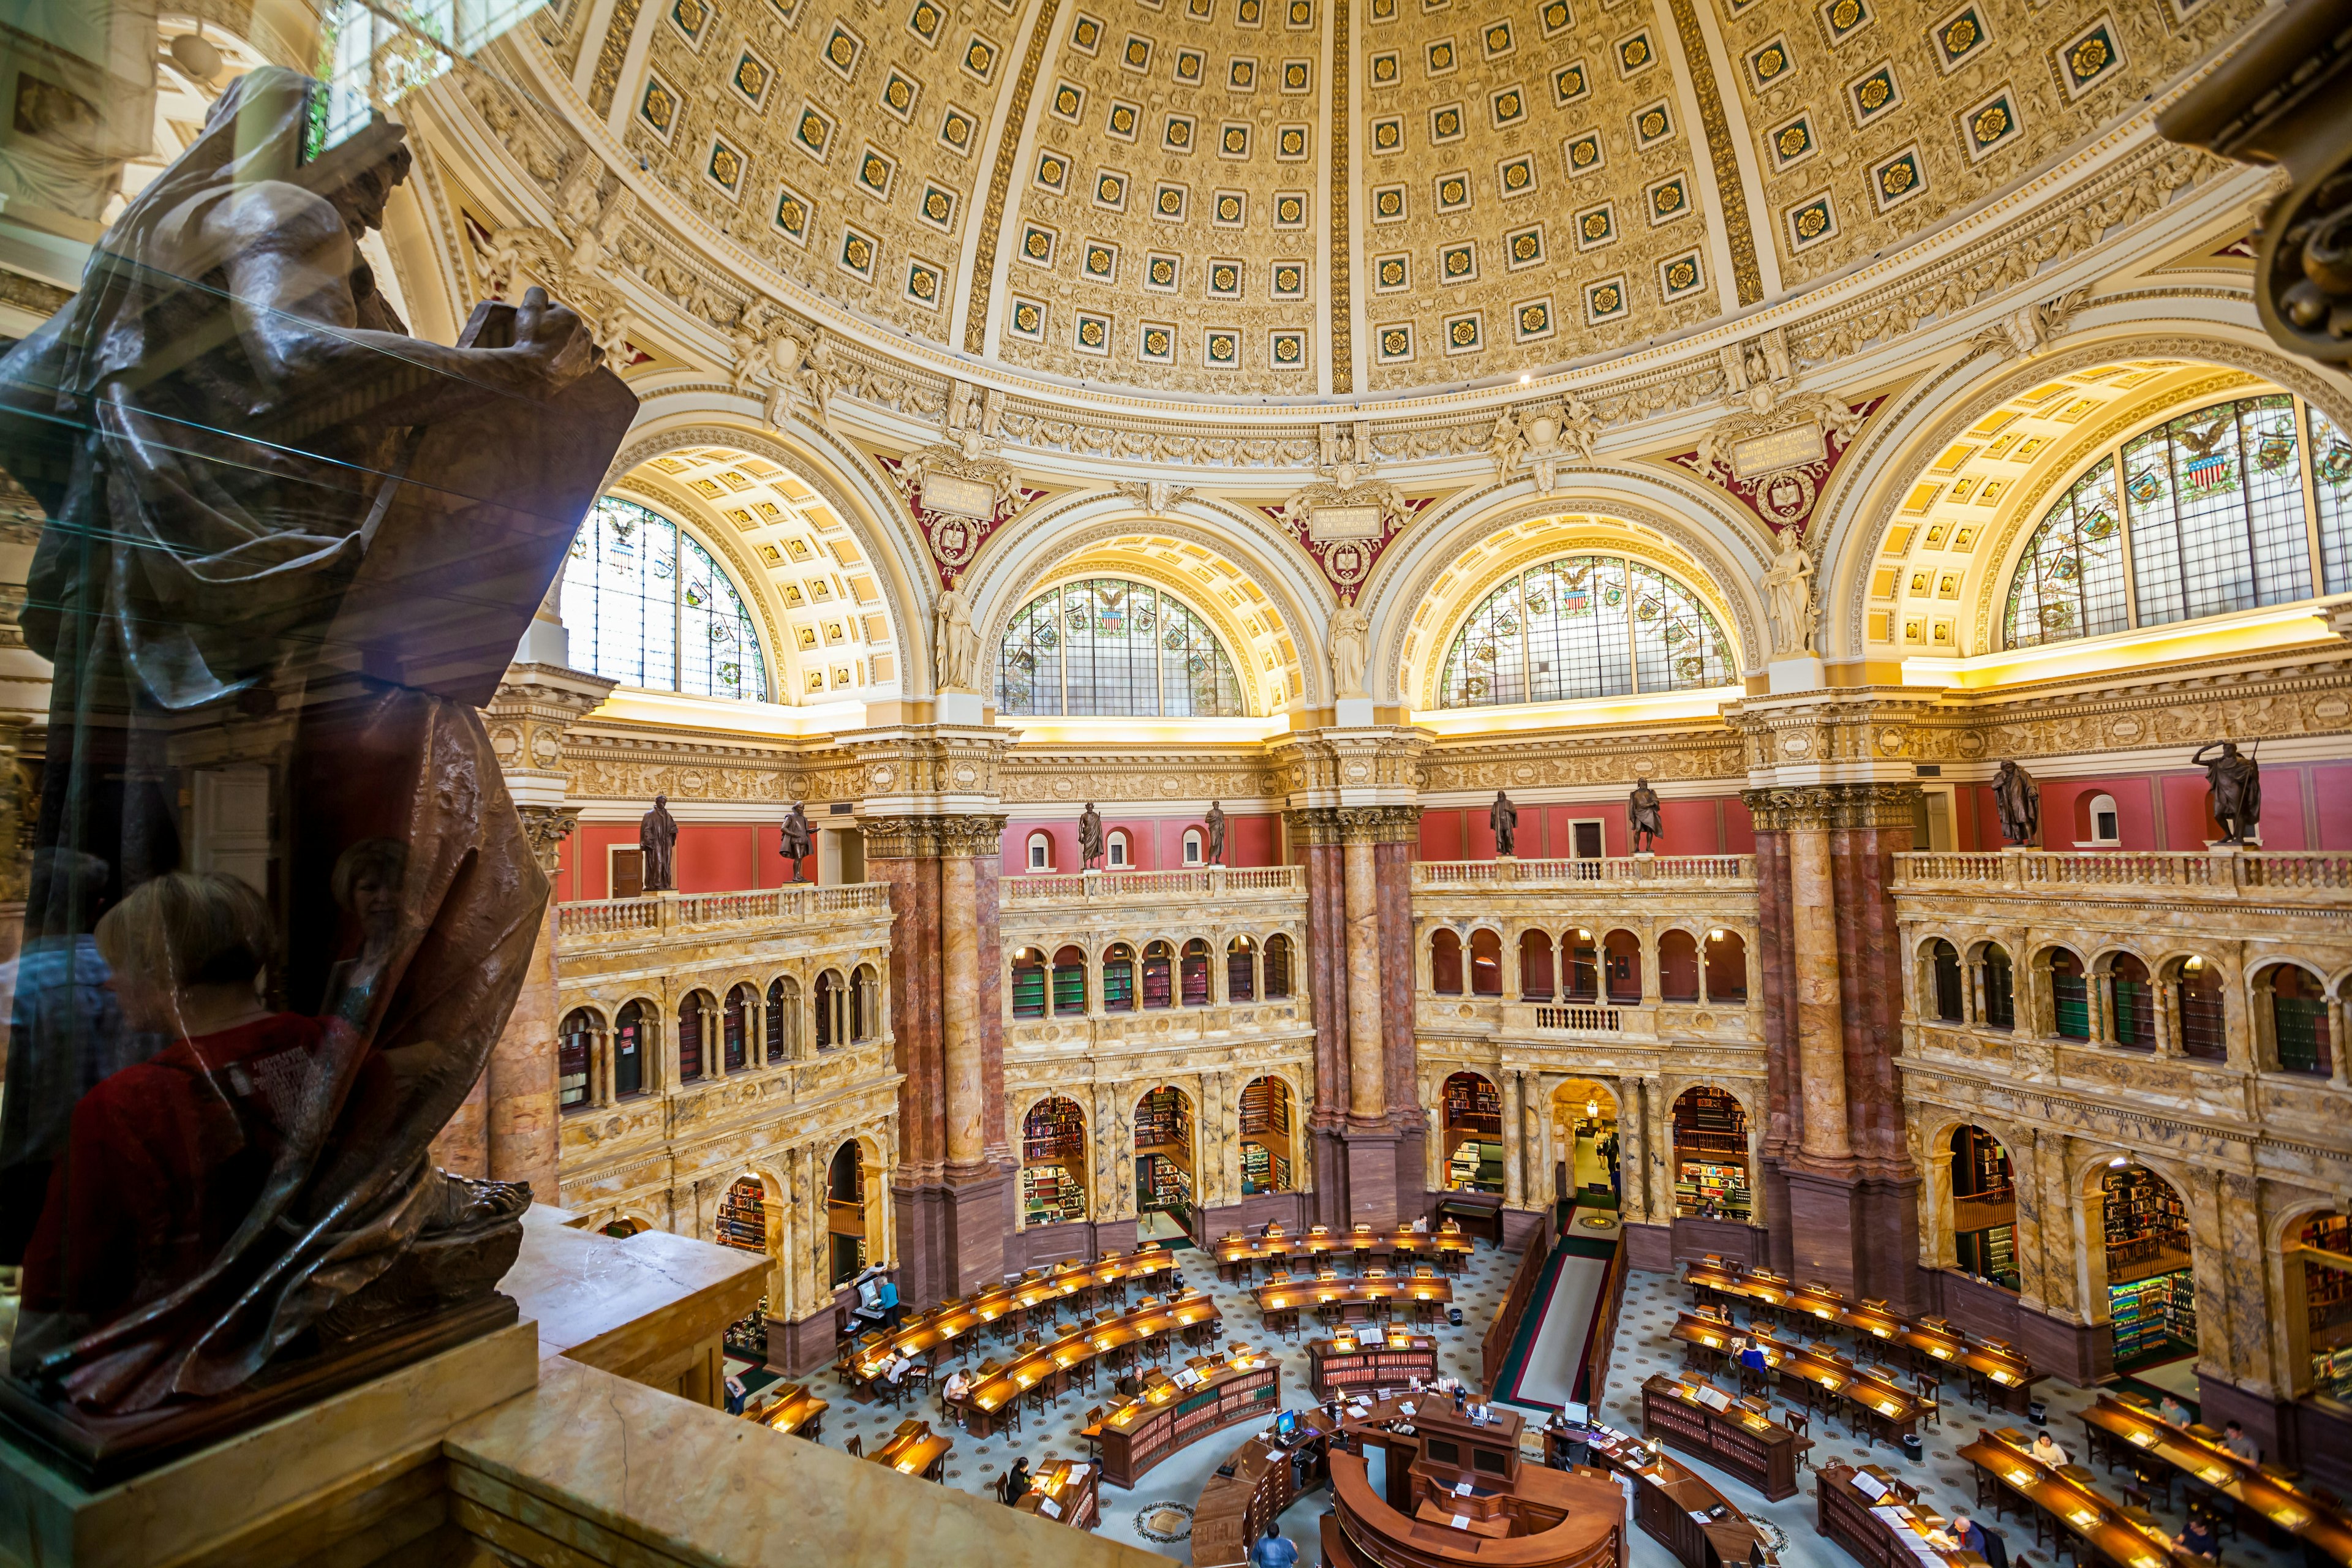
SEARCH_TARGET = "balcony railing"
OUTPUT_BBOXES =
[557,882,892,941]
[1534,1005,1623,1031]
[1414,856,1755,888]
[1893,849,2352,895]
[1003,864,1305,903]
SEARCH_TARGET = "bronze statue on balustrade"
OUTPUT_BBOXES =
[781,801,815,880]
[1627,778,1663,853]
[640,794,679,891]
[0,67,636,1477]
[2193,741,2261,845]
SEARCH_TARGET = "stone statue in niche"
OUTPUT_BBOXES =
[1991,760,2040,846]
[1205,801,1227,865]
[933,573,981,693]
[1079,804,1106,871]
[1627,778,1663,853]
[2193,741,2261,844]
[639,794,680,891]
[1328,602,1371,701]
[780,802,814,880]
[0,68,636,1466]
[1490,791,1519,858]
[1762,527,1815,657]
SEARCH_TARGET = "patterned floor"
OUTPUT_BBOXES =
[753,1253,2310,1568]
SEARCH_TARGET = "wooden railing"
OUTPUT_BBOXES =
[557,881,892,941]
[1579,1233,1629,1408]
[1481,1208,1559,1391]
[1001,864,1305,902]
[1415,856,1755,888]
[1894,848,2352,895]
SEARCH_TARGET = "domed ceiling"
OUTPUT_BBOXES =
[547,0,2258,398]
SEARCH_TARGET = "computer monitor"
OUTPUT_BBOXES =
[1275,1409,1298,1441]
[1563,1401,1589,1425]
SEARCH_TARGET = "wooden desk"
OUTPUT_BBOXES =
[1322,1415,1624,1568]
[1639,1374,1799,1501]
[1817,1462,1988,1568]
[1084,1351,1282,1488]
[1671,1313,1920,1445]
[1219,1229,1475,1276]
[1257,1274,1457,1325]
[1014,1455,1101,1530]
[1684,1261,2038,1413]
[949,1289,1221,1432]
[1309,1335,1441,1396]
[1438,1196,1506,1247]
[1195,1409,1341,1567]
[842,1246,1175,1384]
[753,1381,828,1441]
[869,1419,952,1482]
[1961,1427,2203,1568]
[2078,1395,2352,1567]
[1586,1422,1777,1568]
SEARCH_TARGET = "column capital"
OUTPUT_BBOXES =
[859,812,1008,859]
[1267,726,1430,813]
[837,722,1017,818]
[1741,780,1921,832]
[483,662,617,810]
[515,804,582,875]
[1284,803,1423,846]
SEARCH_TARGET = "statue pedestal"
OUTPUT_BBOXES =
[1333,696,1377,728]
[1766,655,1825,694]
[933,689,986,726]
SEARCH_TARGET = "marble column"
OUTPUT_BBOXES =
[1344,837,1384,1121]
[1787,826,1851,1166]
[942,853,983,1167]
[1501,1070,1525,1209]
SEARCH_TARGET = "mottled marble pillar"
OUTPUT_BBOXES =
[1501,1070,1525,1208]
[485,899,563,1199]
[1786,826,1851,1165]
[942,853,983,1167]
[1344,837,1384,1120]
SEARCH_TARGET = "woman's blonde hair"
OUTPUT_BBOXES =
[95,872,273,990]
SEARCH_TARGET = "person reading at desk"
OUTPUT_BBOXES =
[1737,1338,1772,1376]
[943,1367,971,1403]
[2176,1513,2220,1561]
[878,1349,914,1392]
[1944,1508,2007,1568]
[1002,1457,1033,1504]
[1439,1217,1461,1234]
[2029,1433,2071,1468]
[2218,1420,2258,1465]
[2157,1394,2192,1427]
[1411,1215,1429,1234]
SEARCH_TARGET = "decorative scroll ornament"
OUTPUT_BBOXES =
[1259,423,1432,603]
[1969,284,2094,361]
[883,382,1043,587]
[1487,394,1602,492]
[1111,479,1196,516]
[1667,388,1887,535]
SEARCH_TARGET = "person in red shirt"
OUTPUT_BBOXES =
[20,873,339,1335]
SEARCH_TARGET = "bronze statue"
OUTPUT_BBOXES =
[1991,760,2040,846]
[1205,801,1227,865]
[639,794,680,891]
[780,801,814,880]
[2192,741,2261,844]
[1490,791,1518,857]
[1079,803,1106,870]
[1627,778,1663,853]
[0,68,634,1455]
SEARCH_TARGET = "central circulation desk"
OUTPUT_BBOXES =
[1670,1313,1921,1445]
[1638,1374,1800,1501]
[1014,1457,1101,1531]
[2076,1394,2352,1567]
[1194,1408,1343,1567]
[1816,1462,1987,1568]
[1324,1403,1626,1568]
[842,1244,1175,1384]
[1083,1347,1281,1487]
[1586,1421,1779,1568]
[1219,1227,1475,1278]
[1683,1260,2038,1413]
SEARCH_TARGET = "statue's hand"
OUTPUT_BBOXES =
[512,285,600,388]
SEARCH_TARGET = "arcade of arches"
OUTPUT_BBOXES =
[12,0,2352,1555]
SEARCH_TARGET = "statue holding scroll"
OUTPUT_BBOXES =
[0,69,636,1457]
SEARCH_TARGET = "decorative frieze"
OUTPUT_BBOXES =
[859,813,1008,859]
[1743,782,1922,832]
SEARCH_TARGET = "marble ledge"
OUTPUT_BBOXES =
[505,1203,767,1395]
[447,1353,1170,1568]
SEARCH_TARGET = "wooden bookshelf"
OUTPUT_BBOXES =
[716,1176,767,1254]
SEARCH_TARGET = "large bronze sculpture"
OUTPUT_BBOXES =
[2193,741,2261,844]
[1991,760,2040,846]
[1627,778,1663,853]
[1490,791,1518,857]
[0,69,636,1475]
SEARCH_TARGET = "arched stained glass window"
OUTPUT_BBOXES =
[2005,395,2352,649]
[997,578,1246,716]
[563,496,769,700]
[1437,555,1733,709]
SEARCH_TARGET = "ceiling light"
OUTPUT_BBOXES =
[2108,1156,2128,1168]
[1520,373,1532,384]
[1585,1098,1599,1120]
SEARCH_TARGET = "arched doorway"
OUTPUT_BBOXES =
[559,1007,598,1109]
[1135,1084,1197,1243]
[717,1175,771,1360]
[2295,1212,2351,1400]
[826,1142,869,1287]
[1670,1086,1751,1220]
[1021,1097,1088,1226]
[1949,1126,2018,1289]
[613,1000,648,1096]
[1551,1080,1621,1207]
[1441,1071,1504,1193]
[2098,1161,2196,1370]
[1239,1076,1295,1193]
